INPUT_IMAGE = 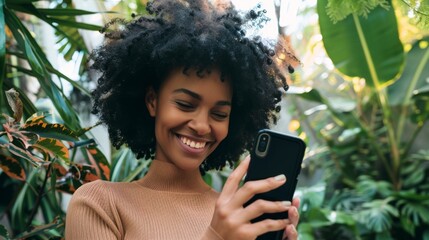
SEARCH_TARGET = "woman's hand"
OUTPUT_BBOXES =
[209,155,300,240]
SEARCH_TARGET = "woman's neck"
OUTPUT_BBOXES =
[137,159,211,193]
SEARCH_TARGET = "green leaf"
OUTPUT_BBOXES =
[110,147,137,182]
[388,38,429,105]
[36,8,103,16]
[321,208,356,226]
[33,137,70,163]
[48,17,102,31]
[0,224,9,240]
[4,7,82,130]
[22,121,79,141]
[305,208,332,228]
[296,88,324,104]
[10,169,37,231]
[5,9,45,77]
[400,216,416,237]
[318,0,404,88]
[410,90,429,124]
[123,159,151,182]
[45,65,91,96]
[395,192,429,225]
[13,216,63,239]
[358,198,398,232]
[0,154,26,181]
[8,2,91,69]
[299,184,326,208]
[7,63,91,97]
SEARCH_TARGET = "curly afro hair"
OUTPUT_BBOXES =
[91,0,297,172]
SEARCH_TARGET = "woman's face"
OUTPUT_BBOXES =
[146,68,232,171]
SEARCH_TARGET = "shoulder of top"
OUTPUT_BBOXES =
[74,180,136,195]
[73,180,137,198]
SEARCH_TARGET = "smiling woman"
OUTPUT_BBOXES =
[65,0,300,239]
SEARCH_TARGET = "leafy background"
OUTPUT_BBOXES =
[0,0,429,239]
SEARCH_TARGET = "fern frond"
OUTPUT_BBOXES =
[326,0,390,23]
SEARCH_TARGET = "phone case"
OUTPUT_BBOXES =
[244,129,306,240]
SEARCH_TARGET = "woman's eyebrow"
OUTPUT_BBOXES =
[173,88,231,106]
[173,88,201,100]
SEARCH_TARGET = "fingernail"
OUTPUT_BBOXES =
[274,174,286,181]
[282,201,292,206]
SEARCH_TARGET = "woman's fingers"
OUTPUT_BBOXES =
[283,224,298,240]
[229,174,286,208]
[242,200,291,221]
[282,197,300,240]
[289,198,300,227]
[247,218,290,237]
[288,206,299,227]
[218,155,250,202]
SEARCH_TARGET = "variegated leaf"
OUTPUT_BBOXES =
[0,154,26,181]
[22,121,79,141]
[56,177,79,194]
[85,146,110,180]
[50,162,68,177]
[71,163,100,182]
[24,112,48,125]
[10,131,39,149]
[1,142,42,166]
[33,138,70,163]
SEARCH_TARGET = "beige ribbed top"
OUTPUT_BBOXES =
[65,160,223,240]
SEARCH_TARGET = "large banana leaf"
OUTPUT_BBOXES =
[388,37,429,106]
[317,0,404,89]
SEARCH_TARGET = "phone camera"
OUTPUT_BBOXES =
[257,134,269,152]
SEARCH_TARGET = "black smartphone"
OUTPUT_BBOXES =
[244,129,306,240]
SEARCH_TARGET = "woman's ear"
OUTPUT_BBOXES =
[145,87,157,117]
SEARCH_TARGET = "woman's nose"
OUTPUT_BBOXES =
[188,112,211,136]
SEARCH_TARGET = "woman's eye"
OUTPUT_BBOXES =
[212,112,228,120]
[176,101,194,110]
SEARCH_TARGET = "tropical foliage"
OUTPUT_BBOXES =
[292,0,429,239]
[1,0,429,239]
[0,0,111,239]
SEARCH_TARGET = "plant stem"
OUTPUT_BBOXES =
[26,162,52,228]
[353,14,400,189]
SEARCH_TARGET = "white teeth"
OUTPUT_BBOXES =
[180,136,206,149]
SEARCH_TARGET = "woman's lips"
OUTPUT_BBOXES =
[175,134,211,154]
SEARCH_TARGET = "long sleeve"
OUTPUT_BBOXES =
[65,180,123,240]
